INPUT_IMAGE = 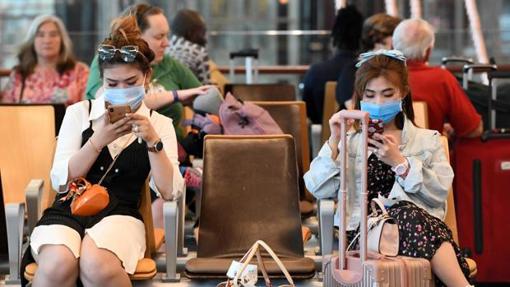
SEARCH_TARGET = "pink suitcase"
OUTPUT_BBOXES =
[323,110,433,287]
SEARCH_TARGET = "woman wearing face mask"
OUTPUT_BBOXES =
[304,50,472,287]
[86,3,211,141]
[23,16,183,287]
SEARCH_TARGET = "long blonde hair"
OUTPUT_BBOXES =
[15,15,77,79]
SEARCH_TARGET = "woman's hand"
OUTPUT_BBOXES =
[368,133,406,167]
[328,111,354,158]
[127,113,159,145]
[90,115,132,149]
[176,85,215,105]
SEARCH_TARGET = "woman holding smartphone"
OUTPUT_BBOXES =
[23,16,183,287]
[304,50,471,287]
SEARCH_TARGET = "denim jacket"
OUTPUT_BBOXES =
[304,118,453,229]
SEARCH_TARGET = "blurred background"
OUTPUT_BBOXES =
[0,0,508,83]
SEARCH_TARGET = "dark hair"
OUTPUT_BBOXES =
[122,3,164,33]
[98,16,155,77]
[331,5,363,51]
[361,13,401,51]
[15,15,77,79]
[171,9,207,46]
[353,55,415,130]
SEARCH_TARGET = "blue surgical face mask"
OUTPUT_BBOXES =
[360,100,402,123]
[103,84,145,111]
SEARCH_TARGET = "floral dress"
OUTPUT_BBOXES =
[358,153,471,286]
[1,62,89,105]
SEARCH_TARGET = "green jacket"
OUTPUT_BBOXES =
[85,55,201,139]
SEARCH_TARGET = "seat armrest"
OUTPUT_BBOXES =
[161,200,180,282]
[319,199,335,256]
[25,179,44,234]
[177,181,187,256]
[5,203,25,284]
[310,124,322,158]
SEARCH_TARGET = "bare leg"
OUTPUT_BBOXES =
[152,197,164,229]
[431,242,470,287]
[32,245,79,287]
[80,235,132,287]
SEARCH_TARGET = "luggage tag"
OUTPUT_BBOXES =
[226,260,258,286]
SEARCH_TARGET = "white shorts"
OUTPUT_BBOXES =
[30,215,146,274]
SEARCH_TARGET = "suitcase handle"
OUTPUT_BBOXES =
[337,110,369,269]
[229,49,259,59]
[462,64,498,74]
[441,57,474,68]
[462,64,498,89]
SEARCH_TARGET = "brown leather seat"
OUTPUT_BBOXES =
[184,135,316,279]
[225,83,296,101]
[251,101,314,210]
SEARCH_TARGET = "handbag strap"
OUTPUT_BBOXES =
[85,99,135,185]
[234,240,295,287]
[370,198,389,216]
[255,248,271,287]
[347,198,393,252]
[97,134,134,185]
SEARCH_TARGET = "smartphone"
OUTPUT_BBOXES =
[367,119,384,147]
[107,104,131,124]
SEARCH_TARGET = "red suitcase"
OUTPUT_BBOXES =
[454,66,510,282]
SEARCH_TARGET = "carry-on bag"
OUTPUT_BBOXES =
[454,68,510,282]
[323,110,432,287]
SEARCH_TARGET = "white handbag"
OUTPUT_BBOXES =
[348,198,399,257]
[219,240,295,287]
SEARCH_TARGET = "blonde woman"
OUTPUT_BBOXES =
[1,15,88,104]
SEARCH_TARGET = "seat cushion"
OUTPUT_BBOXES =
[24,259,156,281]
[184,256,316,279]
[24,262,37,281]
[466,257,477,278]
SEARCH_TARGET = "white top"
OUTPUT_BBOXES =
[304,118,453,229]
[50,95,184,199]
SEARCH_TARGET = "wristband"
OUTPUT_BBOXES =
[172,90,180,103]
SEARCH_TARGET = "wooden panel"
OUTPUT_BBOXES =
[321,81,339,144]
[0,106,55,206]
[412,101,429,129]
[440,135,459,244]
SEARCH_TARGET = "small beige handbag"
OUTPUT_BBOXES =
[219,240,295,287]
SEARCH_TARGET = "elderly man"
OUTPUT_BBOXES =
[393,18,483,137]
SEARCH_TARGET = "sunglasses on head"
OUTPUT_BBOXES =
[97,44,145,63]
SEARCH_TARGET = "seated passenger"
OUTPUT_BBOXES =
[304,50,471,287]
[392,18,483,137]
[1,15,89,105]
[168,9,211,85]
[85,3,211,141]
[302,5,363,124]
[336,13,400,109]
[23,16,182,287]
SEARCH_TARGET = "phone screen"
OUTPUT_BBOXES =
[368,119,384,147]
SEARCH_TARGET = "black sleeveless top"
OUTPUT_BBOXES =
[38,100,152,227]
